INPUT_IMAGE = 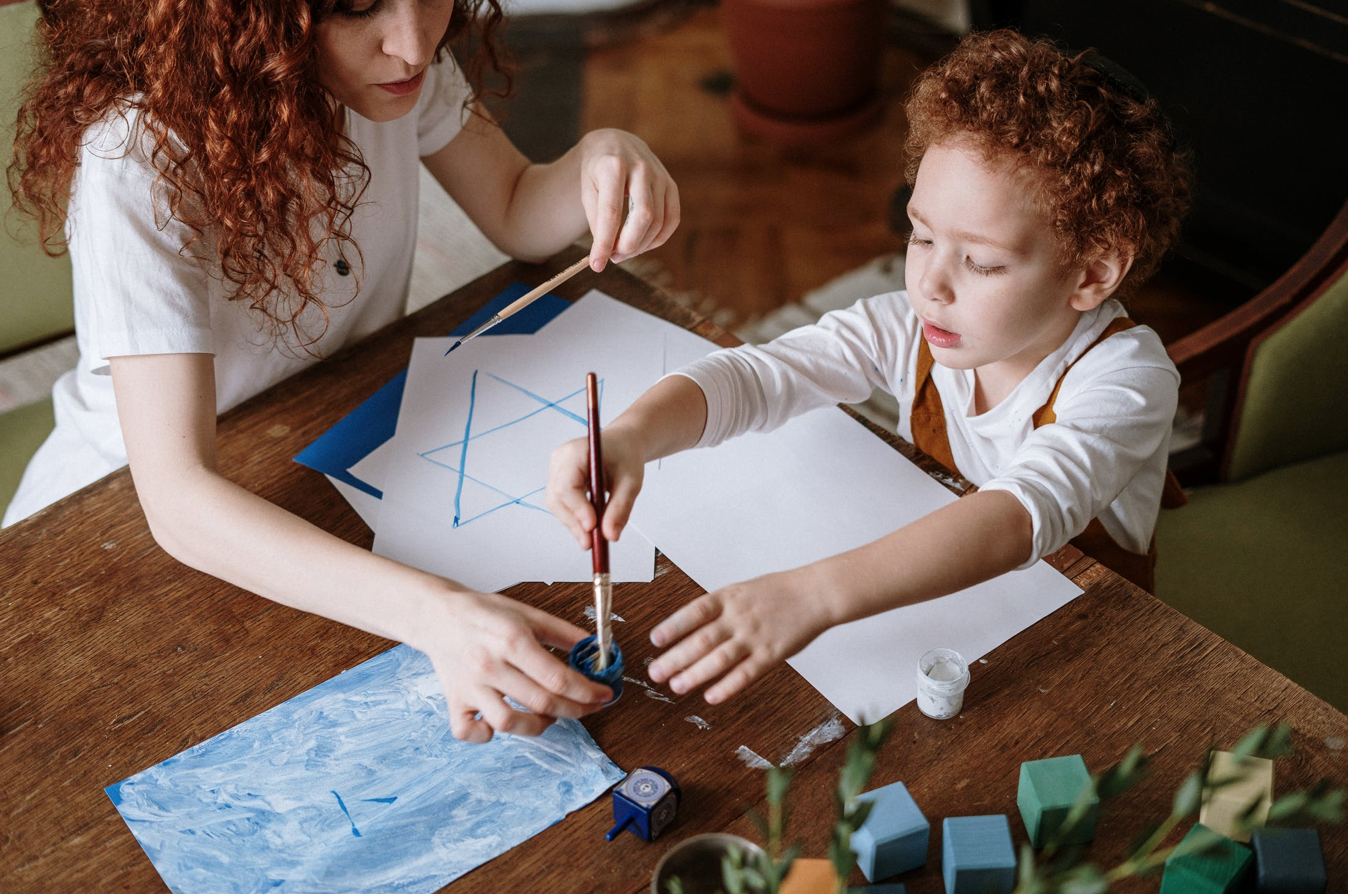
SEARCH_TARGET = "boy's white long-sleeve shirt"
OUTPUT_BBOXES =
[674,291,1179,567]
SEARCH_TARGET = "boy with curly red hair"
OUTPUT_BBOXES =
[546,29,1192,705]
[7,0,680,741]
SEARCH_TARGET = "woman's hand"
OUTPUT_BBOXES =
[421,587,616,743]
[646,566,838,705]
[546,425,648,547]
[576,128,680,271]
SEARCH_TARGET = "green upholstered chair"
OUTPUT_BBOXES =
[1157,199,1348,712]
[1,0,73,516]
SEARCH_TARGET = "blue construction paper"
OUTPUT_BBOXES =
[106,644,624,894]
[293,285,570,497]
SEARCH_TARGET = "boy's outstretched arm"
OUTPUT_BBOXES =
[546,375,708,547]
[646,489,1033,704]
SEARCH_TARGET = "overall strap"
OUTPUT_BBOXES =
[911,337,958,473]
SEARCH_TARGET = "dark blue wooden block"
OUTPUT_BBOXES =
[1251,828,1327,894]
[844,886,908,894]
[942,815,1015,894]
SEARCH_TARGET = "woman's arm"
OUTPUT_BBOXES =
[111,352,614,742]
[420,107,679,271]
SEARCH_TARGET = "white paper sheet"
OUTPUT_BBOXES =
[629,406,1083,724]
[373,293,672,592]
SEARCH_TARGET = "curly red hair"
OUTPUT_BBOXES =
[8,0,509,346]
[904,29,1191,295]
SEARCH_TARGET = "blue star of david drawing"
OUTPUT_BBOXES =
[419,370,603,528]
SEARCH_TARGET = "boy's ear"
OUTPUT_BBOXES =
[1069,252,1134,311]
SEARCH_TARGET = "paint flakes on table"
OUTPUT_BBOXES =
[780,713,845,766]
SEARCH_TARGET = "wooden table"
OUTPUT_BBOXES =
[2,255,1344,893]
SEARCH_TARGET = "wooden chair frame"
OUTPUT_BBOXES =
[1168,198,1348,486]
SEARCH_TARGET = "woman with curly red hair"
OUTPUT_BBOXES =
[546,29,1192,706]
[6,0,678,741]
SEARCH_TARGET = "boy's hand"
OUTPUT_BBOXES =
[646,566,837,705]
[546,427,647,547]
[424,588,615,743]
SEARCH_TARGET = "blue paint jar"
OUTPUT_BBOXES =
[569,635,623,705]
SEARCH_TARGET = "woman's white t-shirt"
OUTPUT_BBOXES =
[4,56,471,526]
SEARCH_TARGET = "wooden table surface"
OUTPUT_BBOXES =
[2,255,1344,893]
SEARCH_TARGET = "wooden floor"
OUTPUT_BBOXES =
[577,6,1238,342]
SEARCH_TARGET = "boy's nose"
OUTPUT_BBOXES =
[919,262,955,304]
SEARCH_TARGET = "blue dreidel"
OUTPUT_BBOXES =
[606,766,681,841]
[569,635,623,705]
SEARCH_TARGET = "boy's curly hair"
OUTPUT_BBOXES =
[8,0,509,348]
[904,29,1191,295]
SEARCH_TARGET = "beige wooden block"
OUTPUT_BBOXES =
[1199,750,1273,843]
[779,858,839,894]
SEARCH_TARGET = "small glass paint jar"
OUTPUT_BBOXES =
[569,635,624,705]
[915,647,969,719]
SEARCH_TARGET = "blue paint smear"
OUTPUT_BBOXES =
[451,370,478,527]
[292,286,570,493]
[105,644,624,894]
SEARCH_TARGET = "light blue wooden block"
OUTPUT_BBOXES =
[850,781,930,881]
[942,815,1016,894]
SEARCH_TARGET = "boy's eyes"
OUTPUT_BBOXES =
[965,259,1006,276]
[907,233,1006,276]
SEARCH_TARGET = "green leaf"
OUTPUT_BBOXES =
[1231,725,1268,761]
[1306,789,1345,823]
[1096,745,1150,799]
[1266,791,1309,822]
[664,877,688,894]
[1059,864,1108,894]
[1173,771,1204,817]
[1264,723,1294,758]
[767,767,793,806]
[1126,821,1162,860]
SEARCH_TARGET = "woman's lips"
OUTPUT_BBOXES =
[923,320,962,348]
[377,70,425,96]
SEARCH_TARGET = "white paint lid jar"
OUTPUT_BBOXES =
[915,648,970,719]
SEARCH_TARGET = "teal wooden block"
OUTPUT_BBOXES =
[1251,828,1327,894]
[942,815,1015,894]
[850,781,929,881]
[1017,754,1098,847]
[1160,824,1253,894]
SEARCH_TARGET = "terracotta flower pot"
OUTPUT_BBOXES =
[723,0,888,143]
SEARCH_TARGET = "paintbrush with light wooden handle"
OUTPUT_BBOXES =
[444,256,592,356]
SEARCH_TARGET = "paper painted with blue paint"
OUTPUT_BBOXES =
[106,644,624,894]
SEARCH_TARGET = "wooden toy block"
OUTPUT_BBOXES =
[1017,754,1098,848]
[1160,824,1253,894]
[780,858,837,894]
[850,780,930,881]
[941,815,1016,894]
[1199,750,1273,843]
[844,885,908,894]
[1251,828,1327,894]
